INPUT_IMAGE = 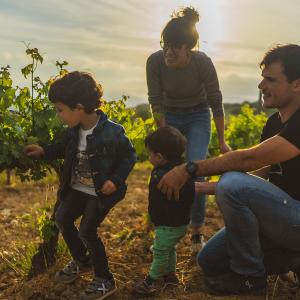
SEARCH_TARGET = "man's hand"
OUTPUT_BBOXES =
[101,180,117,195]
[24,144,45,157]
[157,164,189,200]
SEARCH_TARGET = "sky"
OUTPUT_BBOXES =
[1,0,300,106]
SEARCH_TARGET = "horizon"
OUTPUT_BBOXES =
[1,0,300,106]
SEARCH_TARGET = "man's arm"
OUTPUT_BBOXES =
[195,181,217,195]
[158,135,300,199]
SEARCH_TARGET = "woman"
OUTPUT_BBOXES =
[146,6,231,251]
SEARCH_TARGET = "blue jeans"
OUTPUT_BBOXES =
[197,172,300,277]
[165,109,211,228]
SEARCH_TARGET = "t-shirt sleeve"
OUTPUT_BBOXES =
[260,123,268,142]
[278,111,300,149]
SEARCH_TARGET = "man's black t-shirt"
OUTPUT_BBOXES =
[148,162,195,227]
[260,108,300,200]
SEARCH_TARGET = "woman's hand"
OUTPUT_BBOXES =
[219,141,232,154]
[24,144,45,157]
[101,180,117,195]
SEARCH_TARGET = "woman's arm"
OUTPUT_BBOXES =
[213,115,231,153]
[200,55,230,153]
[146,53,165,127]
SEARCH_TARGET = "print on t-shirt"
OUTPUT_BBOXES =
[73,150,94,187]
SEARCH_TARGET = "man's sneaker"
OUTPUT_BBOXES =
[54,260,92,284]
[292,265,300,287]
[204,270,267,296]
[133,276,157,295]
[80,276,117,300]
[163,272,179,289]
[191,233,205,252]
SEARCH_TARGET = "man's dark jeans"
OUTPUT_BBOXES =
[55,188,124,278]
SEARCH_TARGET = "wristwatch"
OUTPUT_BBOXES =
[185,161,198,179]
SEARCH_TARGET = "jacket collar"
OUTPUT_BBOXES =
[69,110,108,136]
[93,110,108,132]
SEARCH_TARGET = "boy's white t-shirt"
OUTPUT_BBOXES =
[71,124,98,196]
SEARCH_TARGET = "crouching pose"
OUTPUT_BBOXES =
[157,44,300,296]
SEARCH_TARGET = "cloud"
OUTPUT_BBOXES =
[220,73,260,103]
[1,0,300,105]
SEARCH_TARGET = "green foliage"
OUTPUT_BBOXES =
[0,47,156,182]
[102,97,156,161]
[0,47,64,181]
[208,104,267,156]
[226,104,267,150]
[135,103,152,120]
[37,209,56,242]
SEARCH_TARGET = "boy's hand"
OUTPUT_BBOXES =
[24,144,45,157]
[101,180,116,195]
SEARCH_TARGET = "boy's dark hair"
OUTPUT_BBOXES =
[49,71,103,113]
[161,6,200,50]
[145,126,187,161]
[260,44,300,82]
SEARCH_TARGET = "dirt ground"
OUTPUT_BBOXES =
[0,163,299,300]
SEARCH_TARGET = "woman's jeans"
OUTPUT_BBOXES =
[55,188,114,278]
[197,172,300,277]
[165,109,211,228]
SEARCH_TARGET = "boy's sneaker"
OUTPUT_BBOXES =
[191,233,205,252]
[163,272,179,289]
[133,276,157,296]
[80,276,117,300]
[204,270,267,296]
[54,260,92,284]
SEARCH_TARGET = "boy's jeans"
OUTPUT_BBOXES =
[197,172,300,277]
[149,225,187,279]
[55,188,113,278]
[165,109,211,228]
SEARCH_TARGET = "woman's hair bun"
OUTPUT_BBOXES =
[172,6,200,25]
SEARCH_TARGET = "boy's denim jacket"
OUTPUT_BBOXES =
[43,110,137,203]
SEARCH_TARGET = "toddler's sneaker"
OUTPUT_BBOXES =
[80,276,117,300]
[163,272,179,289]
[55,260,92,283]
[191,233,205,252]
[133,276,157,296]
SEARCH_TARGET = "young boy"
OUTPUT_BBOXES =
[24,71,136,300]
[133,126,195,295]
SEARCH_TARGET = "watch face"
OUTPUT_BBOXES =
[186,161,197,177]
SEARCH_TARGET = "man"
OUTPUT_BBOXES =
[158,44,300,295]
